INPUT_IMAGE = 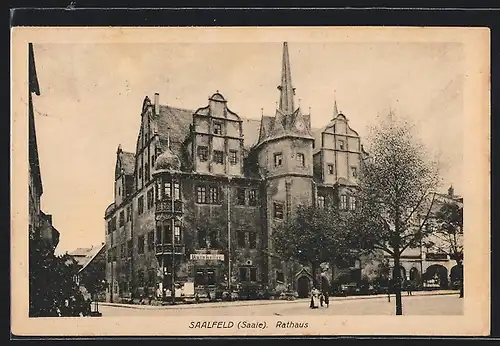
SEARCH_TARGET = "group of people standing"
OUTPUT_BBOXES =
[310,273,330,309]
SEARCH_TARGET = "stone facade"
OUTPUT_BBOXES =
[104,42,371,302]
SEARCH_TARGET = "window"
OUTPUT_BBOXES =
[148,231,155,251]
[138,235,145,254]
[213,150,224,164]
[250,268,257,282]
[213,122,223,135]
[239,268,248,282]
[118,186,121,196]
[196,186,207,204]
[147,189,154,209]
[173,182,181,200]
[349,196,357,211]
[198,229,207,248]
[248,232,257,249]
[317,195,325,209]
[145,165,150,180]
[274,202,284,219]
[138,196,144,214]
[209,186,219,204]
[351,166,358,178]
[338,140,345,150]
[120,243,126,258]
[276,271,285,283]
[163,224,172,244]
[248,189,258,206]
[119,211,124,227]
[274,153,283,167]
[229,150,238,165]
[139,166,143,179]
[237,231,246,248]
[237,188,246,205]
[126,205,132,222]
[328,164,334,175]
[174,224,181,243]
[207,270,216,285]
[164,181,172,199]
[340,195,347,210]
[296,153,305,167]
[156,181,163,200]
[151,155,155,168]
[111,217,116,232]
[197,146,208,162]
[156,225,162,244]
[127,240,133,257]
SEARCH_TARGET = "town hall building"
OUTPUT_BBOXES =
[104,42,382,302]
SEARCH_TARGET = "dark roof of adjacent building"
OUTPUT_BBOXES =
[120,151,135,175]
[68,243,106,272]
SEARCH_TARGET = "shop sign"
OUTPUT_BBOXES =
[190,253,224,261]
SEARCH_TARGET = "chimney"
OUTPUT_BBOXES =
[154,93,160,115]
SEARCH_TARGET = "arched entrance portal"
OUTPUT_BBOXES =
[409,267,420,284]
[450,264,463,289]
[297,276,310,298]
[424,264,449,289]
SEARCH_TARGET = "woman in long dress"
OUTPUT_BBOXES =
[310,287,320,309]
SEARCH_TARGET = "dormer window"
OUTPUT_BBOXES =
[213,122,223,135]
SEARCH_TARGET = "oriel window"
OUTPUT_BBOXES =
[174,224,181,243]
[173,181,181,200]
[164,181,172,199]
[163,224,172,244]
[156,181,162,201]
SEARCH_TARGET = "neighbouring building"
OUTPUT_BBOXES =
[69,244,107,300]
[387,185,464,289]
[104,42,391,302]
[28,42,59,250]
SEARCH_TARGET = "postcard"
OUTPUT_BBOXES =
[11,26,490,336]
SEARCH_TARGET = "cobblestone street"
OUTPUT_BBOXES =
[99,292,463,317]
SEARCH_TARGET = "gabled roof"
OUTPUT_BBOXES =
[68,244,106,272]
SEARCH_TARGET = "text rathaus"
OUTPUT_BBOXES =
[104,42,365,302]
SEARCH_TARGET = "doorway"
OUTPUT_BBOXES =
[297,276,310,298]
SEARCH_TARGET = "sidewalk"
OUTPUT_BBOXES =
[99,289,459,310]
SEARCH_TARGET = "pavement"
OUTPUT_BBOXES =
[99,289,460,311]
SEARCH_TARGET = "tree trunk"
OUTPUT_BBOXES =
[311,262,318,288]
[394,253,403,315]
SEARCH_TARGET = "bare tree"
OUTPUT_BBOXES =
[349,113,440,315]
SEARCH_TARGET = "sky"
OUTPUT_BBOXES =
[30,41,464,254]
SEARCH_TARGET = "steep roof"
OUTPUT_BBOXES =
[120,151,135,175]
[68,244,106,272]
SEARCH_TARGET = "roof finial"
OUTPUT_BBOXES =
[261,108,264,116]
[277,42,295,114]
[333,90,339,118]
[309,106,311,114]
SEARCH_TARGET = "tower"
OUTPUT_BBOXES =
[253,42,315,288]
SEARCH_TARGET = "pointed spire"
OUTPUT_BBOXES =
[333,91,339,117]
[277,42,295,114]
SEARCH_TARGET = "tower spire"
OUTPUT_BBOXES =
[333,92,339,118]
[277,42,295,114]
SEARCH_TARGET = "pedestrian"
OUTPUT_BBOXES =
[320,273,330,308]
[406,279,413,296]
[310,287,320,309]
